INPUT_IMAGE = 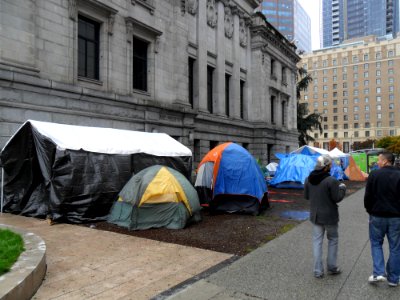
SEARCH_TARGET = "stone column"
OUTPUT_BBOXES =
[276,91,282,126]
[196,1,208,111]
[231,7,240,118]
[215,1,226,116]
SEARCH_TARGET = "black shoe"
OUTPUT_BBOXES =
[328,268,341,275]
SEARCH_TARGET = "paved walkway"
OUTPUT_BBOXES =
[157,188,399,300]
[2,188,399,300]
[0,214,232,300]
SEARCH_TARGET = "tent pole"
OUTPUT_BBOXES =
[1,167,3,214]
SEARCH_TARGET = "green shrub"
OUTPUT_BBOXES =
[0,229,25,275]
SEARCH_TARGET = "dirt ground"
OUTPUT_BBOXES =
[91,181,366,256]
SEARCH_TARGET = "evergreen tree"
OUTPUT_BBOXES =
[296,67,323,146]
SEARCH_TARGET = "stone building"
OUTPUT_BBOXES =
[0,0,299,171]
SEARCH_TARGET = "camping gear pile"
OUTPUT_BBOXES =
[194,142,269,215]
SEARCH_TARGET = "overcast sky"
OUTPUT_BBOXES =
[297,0,321,50]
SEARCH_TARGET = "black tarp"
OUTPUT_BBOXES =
[0,121,192,223]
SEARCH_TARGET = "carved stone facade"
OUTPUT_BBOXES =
[0,0,299,174]
[206,0,218,28]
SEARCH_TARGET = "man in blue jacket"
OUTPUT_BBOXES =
[364,151,400,287]
[304,154,346,278]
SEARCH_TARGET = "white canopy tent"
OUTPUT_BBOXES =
[0,120,192,218]
[290,145,330,156]
[329,147,349,158]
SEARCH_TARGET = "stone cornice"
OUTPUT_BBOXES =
[250,13,300,64]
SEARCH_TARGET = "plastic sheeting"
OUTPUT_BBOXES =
[4,120,192,156]
[195,143,269,214]
[269,153,318,187]
[291,145,330,156]
[0,121,192,223]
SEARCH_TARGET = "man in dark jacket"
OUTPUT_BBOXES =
[304,154,346,278]
[364,151,400,287]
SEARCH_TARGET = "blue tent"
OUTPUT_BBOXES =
[269,153,318,189]
[195,142,269,214]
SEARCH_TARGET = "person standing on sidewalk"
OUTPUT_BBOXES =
[304,154,347,278]
[364,151,400,287]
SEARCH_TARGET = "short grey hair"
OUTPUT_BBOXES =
[315,154,332,170]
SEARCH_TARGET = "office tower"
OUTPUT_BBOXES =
[260,0,312,53]
[323,0,399,48]
[300,36,400,152]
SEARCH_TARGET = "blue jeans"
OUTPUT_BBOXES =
[312,223,339,276]
[369,215,400,284]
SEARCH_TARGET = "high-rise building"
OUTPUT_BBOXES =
[323,0,399,48]
[300,36,400,152]
[260,0,312,53]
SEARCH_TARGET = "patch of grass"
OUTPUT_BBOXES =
[263,223,297,244]
[278,223,296,235]
[0,229,25,276]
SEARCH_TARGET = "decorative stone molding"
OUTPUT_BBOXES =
[131,0,155,15]
[207,0,218,28]
[224,5,234,38]
[244,16,252,27]
[239,17,247,47]
[251,14,300,63]
[69,0,118,35]
[126,19,134,43]
[187,0,198,15]
[68,0,77,20]
[154,36,161,53]
[261,43,269,52]
[125,17,163,44]
[108,14,115,35]
[231,5,239,16]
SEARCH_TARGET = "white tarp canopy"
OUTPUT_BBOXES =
[329,147,349,158]
[290,145,330,156]
[3,120,192,157]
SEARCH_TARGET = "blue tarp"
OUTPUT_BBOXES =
[269,153,317,187]
[330,161,344,180]
[214,143,267,201]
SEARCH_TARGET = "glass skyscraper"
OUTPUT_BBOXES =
[260,0,312,53]
[323,0,400,48]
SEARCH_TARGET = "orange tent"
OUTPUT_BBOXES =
[345,156,368,181]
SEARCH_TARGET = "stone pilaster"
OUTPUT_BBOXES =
[215,1,225,116]
[232,9,241,118]
[196,1,208,112]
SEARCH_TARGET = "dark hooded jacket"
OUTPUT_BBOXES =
[304,169,347,225]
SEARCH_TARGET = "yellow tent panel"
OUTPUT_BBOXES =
[139,167,192,214]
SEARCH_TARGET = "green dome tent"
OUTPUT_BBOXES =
[108,165,201,230]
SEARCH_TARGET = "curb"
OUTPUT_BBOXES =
[0,224,47,300]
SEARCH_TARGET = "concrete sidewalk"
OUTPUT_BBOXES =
[0,214,232,300]
[159,189,399,300]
